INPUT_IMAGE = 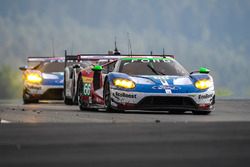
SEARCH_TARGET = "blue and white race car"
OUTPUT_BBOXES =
[78,55,215,115]
[19,57,65,104]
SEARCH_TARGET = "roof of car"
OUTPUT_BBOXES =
[121,56,174,61]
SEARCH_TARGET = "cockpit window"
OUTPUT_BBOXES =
[36,62,65,73]
[119,58,188,76]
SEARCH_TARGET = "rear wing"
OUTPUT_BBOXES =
[27,56,64,68]
[64,50,125,67]
[64,50,175,67]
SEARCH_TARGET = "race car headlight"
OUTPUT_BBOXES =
[195,79,212,90]
[113,78,136,89]
[26,73,42,84]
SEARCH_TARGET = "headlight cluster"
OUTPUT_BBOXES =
[195,79,212,90]
[113,78,135,89]
[26,73,42,84]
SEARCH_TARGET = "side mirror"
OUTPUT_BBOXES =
[199,67,210,74]
[92,65,103,71]
[19,66,28,71]
[190,67,210,74]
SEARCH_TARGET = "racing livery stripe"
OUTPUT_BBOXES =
[158,77,171,94]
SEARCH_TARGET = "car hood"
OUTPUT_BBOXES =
[109,72,212,93]
[131,75,198,93]
[41,72,64,86]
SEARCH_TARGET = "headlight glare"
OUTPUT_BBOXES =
[195,79,212,90]
[26,73,42,84]
[113,78,135,89]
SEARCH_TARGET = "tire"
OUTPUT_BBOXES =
[192,110,211,115]
[64,73,73,105]
[78,76,87,111]
[23,98,39,104]
[64,96,73,105]
[72,73,78,105]
[103,80,122,112]
[23,89,39,104]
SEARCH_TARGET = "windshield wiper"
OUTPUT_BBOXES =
[147,64,166,75]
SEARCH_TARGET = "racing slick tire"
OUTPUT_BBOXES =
[23,89,39,104]
[23,98,39,104]
[192,110,211,115]
[72,73,79,105]
[103,80,123,113]
[64,96,73,105]
[77,76,88,111]
[63,72,73,105]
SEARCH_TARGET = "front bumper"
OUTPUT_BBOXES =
[110,89,215,111]
[23,84,63,100]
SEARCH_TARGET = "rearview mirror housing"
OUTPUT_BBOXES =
[199,67,210,74]
[190,67,210,75]
[19,66,28,71]
[92,65,103,71]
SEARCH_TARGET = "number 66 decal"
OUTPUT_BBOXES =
[83,83,91,96]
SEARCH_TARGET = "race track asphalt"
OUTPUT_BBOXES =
[0,99,250,167]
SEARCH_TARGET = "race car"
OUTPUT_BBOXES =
[63,50,121,105]
[76,55,215,115]
[19,57,65,104]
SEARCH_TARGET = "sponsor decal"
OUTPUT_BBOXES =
[153,76,170,80]
[152,85,180,90]
[131,59,171,63]
[198,94,213,99]
[115,92,137,98]
[82,77,93,83]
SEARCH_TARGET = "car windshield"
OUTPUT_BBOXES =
[36,62,65,73]
[119,58,188,76]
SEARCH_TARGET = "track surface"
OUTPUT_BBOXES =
[1,99,250,167]
[1,99,250,123]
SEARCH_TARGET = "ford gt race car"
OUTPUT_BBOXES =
[19,57,65,104]
[76,55,215,115]
[63,50,121,105]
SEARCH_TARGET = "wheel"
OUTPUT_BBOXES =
[64,96,73,105]
[78,76,87,111]
[104,80,113,112]
[72,73,79,105]
[64,73,73,105]
[23,98,39,104]
[103,80,121,112]
[23,89,39,104]
[192,110,211,115]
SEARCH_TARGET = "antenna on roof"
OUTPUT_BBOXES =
[127,32,133,56]
[163,48,165,58]
[51,37,55,57]
[114,36,120,55]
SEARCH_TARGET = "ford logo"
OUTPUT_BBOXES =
[152,85,181,90]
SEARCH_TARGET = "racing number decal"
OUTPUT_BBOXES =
[82,76,93,96]
[83,83,91,96]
